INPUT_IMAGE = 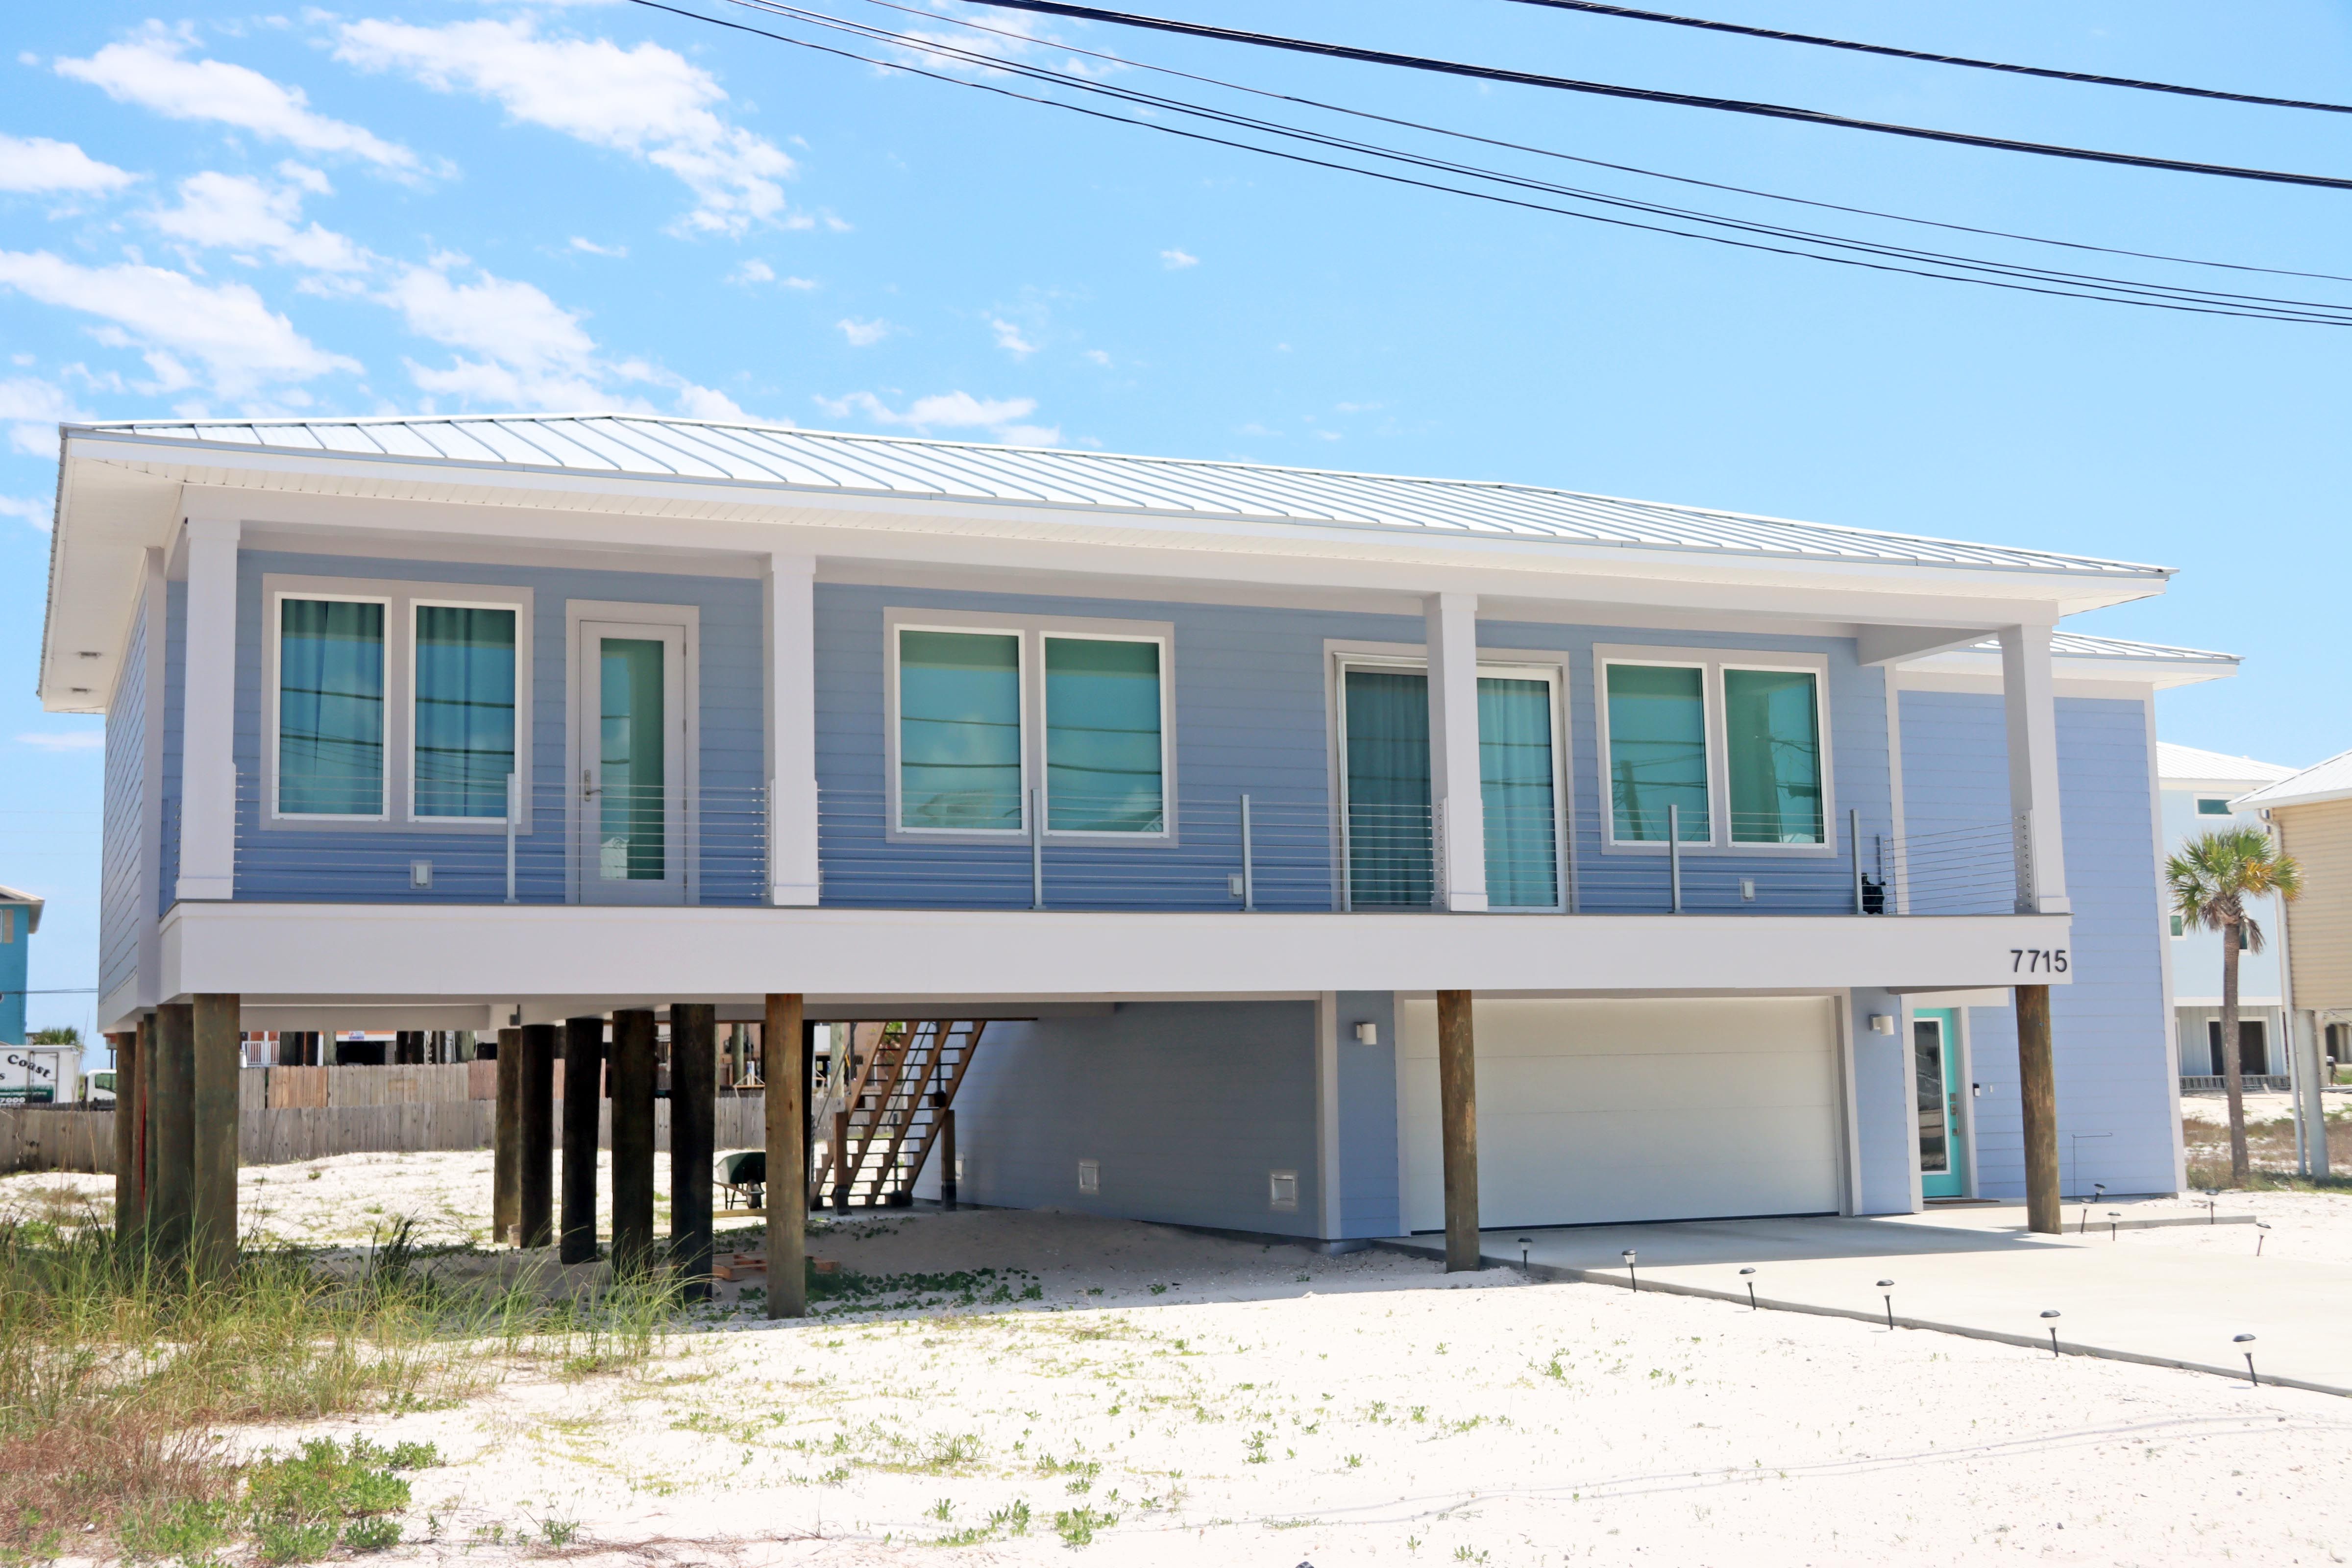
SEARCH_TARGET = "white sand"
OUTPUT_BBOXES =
[12,1155,2352,1562]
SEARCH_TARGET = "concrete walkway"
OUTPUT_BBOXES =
[1381,1200,2352,1397]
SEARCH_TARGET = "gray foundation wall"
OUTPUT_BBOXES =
[944,1001,1326,1238]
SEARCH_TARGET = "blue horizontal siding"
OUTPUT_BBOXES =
[99,609,147,1000]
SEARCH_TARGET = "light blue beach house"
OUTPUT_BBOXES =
[42,415,2237,1253]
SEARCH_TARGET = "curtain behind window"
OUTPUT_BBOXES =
[279,598,384,815]
[1723,669,1822,844]
[415,606,516,818]
[899,630,1022,830]
[1606,664,1709,842]
[1478,677,1558,907]
[1045,637,1163,832]
[1345,669,1433,907]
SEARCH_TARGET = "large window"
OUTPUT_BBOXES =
[1338,660,1564,911]
[413,604,517,819]
[1598,648,1830,850]
[267,577,531,826]
[277,596,387,817]
[889,614,1171,837]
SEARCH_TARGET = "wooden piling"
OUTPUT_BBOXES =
[492,1026,522,1246]
[517,1023,557,1249]
[609,1009,657,1277]
[669,1004,716,1299]
[939,1108,958,1212]
[190,995,241,1279]
[139,1012,156,1238]
[1436,989,1481,1274]
[560,1016,604,1264]
[150,1003,195,1263]
[2016,983,2061,1235]
[765,994,808,1319]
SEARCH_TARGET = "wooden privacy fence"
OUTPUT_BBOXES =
[0,1069,767,1176]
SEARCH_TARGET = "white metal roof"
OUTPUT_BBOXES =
[78,413,2169,580]
[2233,748,2352,811]
[0,884,43,935]
[2156,741,2297,786]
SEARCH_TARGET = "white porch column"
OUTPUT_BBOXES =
[764,552,820,906]
[1997,624,2070,915]
[175,517,240,902]
[1424,591,1487,913]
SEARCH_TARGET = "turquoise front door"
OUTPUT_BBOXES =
[1913,1010,1966,1199]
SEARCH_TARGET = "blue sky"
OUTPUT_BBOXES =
[4,1,2350,1030]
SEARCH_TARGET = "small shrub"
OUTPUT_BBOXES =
[1054,1506,1116,1547]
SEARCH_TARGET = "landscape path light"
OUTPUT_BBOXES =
[1877,1279,1896,1331]
[2234,1333,2258,1386]
[2255,1220,2272,1257]
[1519,1236,1532,1270]
[2040,1309,2061,1358]
[2079,1184,2107,1233]
[1622,1249,1639,1293]
[1739,1266,1758,1310]
[2107,1210,2121,1242]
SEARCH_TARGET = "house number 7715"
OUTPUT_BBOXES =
[2011,948,2069,974]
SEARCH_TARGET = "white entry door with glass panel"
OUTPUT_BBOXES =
[1337,662,1563,910]
[574,618,689,905]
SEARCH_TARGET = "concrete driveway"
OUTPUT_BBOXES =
[1382,1201,2351,1396]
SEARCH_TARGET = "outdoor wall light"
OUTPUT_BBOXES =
[1353,1022,1379,1045]
[1869,1015,1896,1035]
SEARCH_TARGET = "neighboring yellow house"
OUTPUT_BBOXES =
[2235,749,2352,1172]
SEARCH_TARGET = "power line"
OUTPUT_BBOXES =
[1501,1,2352,116]
[643,0,2352,324]
[845,0,2352,286]
[969,0,2352,190]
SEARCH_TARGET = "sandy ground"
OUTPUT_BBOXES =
[11,1153,2352,1562]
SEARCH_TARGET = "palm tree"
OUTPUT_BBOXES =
[2167,827,2303,1185]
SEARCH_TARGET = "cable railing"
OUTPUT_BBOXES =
[229,773,770,905]
[205,774,2023,916]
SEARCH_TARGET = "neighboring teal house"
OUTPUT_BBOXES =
[0,885,41,1045]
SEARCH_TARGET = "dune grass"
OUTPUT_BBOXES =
[0,1219,682,1560]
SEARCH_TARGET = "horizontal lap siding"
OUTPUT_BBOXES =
[99,611,147,1002]
[2277,803,2352,1011]
[1900,690,2174,1198]
[225,552,762,905]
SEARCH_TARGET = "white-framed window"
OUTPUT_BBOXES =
[884,608,1173,840]
[1594,644,1833,853]
[265,575,533,828]
[1329,646,1568,912]
[2195,797,2235,816]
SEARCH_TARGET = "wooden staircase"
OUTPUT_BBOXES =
[814,1020,984,1207]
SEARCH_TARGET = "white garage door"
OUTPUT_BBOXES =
[1400,997,1844,1231]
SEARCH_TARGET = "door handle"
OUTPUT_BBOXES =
[581,769,598,801]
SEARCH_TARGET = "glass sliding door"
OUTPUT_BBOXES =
[413,605,517,818]
[574,618,687,904]
[276,596,387,817]
[1342,668,1433,908]
[1478,676,1559,909]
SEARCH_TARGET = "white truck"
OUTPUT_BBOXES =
[0,1044,81,1105]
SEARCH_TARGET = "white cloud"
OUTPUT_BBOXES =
[814,389,1052,444]
[989,318,1037,357]
[0,253,356,397]
[729,259,774,284]
[671,383,749,421]
[383,262,601,408]
[0,377,90,456]
[836,318,892,347]
[0,135,138,196]
[1335,401,1383,414]
[0,495,56,531]
[336,17,795,234]
[56,24,419,170]
[151,170,371,273]
[1160,248,1198,270]
[1083,348,1112,367]
[17,730,104,751]
[569,236,627,258]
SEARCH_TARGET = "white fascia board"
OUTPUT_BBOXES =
[1898,649,2238,692]
[162,901,2074,1003]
